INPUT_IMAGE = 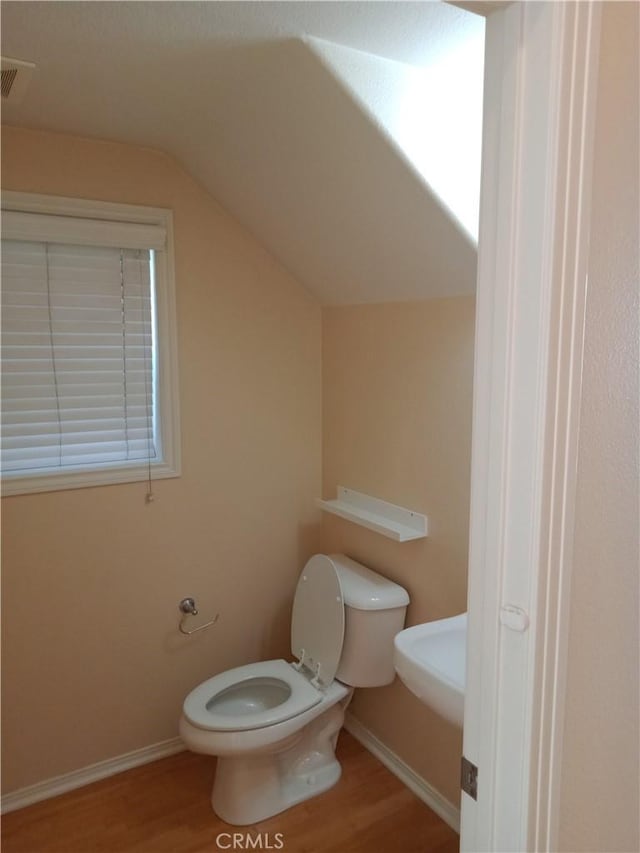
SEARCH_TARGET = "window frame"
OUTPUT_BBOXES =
[1,191,181,496]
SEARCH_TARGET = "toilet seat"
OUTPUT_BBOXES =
[183,659,323,732]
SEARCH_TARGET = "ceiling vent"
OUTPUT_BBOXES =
[1,57,36,103]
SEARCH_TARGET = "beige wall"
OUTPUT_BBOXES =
[1,128,474,811]
[321,298,475,805]
[0,127,322,794]
[558,3,640,851]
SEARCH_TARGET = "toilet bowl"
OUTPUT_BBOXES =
[180,554,409,825]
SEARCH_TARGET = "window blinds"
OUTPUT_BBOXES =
[1,239,157,474]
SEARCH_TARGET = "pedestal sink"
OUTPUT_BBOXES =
[393,612,466,727]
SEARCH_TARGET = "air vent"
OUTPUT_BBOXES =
[1,57,36,103]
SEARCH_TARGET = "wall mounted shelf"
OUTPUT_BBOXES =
[317,486,428,542]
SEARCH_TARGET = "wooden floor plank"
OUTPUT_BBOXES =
[2,732,459,853]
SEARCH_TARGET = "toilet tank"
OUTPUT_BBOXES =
[330,554,410,687]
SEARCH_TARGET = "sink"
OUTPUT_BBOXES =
[393,612,466,726]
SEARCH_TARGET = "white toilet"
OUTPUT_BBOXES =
[179,553,409,825]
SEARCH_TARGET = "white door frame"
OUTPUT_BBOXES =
[462,2,602,851]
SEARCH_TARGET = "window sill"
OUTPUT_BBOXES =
[1,461,180,497]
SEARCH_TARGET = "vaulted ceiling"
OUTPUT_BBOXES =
[1,2,484,304]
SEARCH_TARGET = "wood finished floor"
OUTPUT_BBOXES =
[1,732,459,853]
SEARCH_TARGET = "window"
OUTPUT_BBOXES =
[1,192,180,495]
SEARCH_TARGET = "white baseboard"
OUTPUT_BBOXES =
[344,713,460,833]
[1,737,185,814]
[3,718,460,831]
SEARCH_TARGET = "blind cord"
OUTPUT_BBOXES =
[119,250,131,461]
[44,243,64,467]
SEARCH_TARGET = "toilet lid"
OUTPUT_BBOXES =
[290,555,344,688]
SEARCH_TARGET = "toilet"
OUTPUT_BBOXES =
[179,553,409,825]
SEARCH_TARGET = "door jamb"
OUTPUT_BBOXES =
[461,3,602,850]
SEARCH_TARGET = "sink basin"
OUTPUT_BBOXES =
[393,612,466,726]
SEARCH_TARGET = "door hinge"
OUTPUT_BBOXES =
[461,755,478,800]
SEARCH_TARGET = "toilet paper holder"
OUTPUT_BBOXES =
[178,597,219,635]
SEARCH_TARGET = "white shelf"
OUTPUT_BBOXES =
[317,486,428,542]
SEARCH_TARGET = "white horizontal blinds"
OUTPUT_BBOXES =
[1,240,156,473]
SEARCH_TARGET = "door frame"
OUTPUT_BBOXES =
[462,2,602,850]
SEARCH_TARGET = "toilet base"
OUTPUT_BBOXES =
[211,703,345,825]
